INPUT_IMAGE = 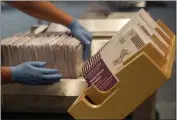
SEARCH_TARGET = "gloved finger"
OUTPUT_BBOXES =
[26,61,46,67]
[83,43,91,61]
[42,74,63,81]
[37,68,59,74]
[83,31,92,42]
[78,35,90,45]
[79,35,91,61]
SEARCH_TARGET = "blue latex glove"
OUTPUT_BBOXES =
[10,61,62,85]
[68,19,92,61]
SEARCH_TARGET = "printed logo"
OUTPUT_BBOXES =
[112,49,130,66]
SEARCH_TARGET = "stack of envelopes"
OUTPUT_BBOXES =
[1,32,84,78]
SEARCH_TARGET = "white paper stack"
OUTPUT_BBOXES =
[1,32,84,78]
[82,9,170,91]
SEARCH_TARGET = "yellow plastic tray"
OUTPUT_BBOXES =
[68,20,176,119]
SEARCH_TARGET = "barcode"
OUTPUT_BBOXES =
[131,34,145,49]
[119,37,125,44]
[140,26,151,36]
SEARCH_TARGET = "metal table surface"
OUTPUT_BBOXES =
[2,79,88,113]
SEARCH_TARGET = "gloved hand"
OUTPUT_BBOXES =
[68,19,92,61]
[10,61,62,85]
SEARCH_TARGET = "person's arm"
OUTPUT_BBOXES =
[1,67,13,84]
[5,1,92,61]
[1,62,63,85]
[5,1,73,27]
